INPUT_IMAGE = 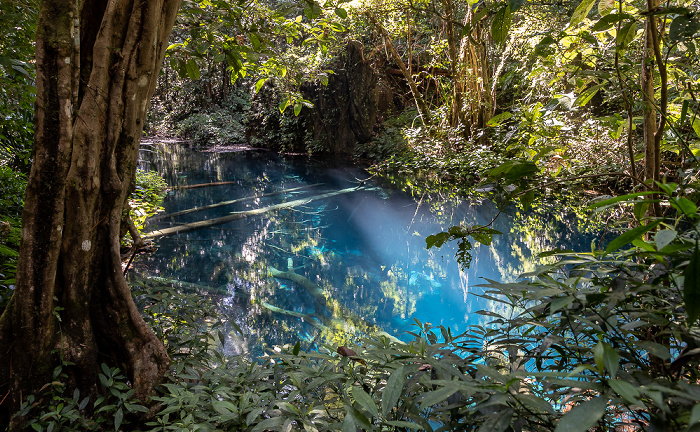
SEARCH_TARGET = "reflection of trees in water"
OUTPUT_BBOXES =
[133,145,603,355]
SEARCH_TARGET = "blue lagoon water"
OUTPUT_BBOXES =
[134,145,597,355]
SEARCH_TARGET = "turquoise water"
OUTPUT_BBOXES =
[134,145,598,355]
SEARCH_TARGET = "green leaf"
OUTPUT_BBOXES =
[335,7,348,18]
[576,83,606,107]
[608,379,641,405]
[680,99,689,126]
[196,41,210,54]
[654,229,677,251]
[115,407,124,431]
[486,111,512,127]
[634,341,671,360]
[478,408,513,432]
[616,21,636,51]
[279,95,291,114]
[690,404,700,426]
[693,117,700,138]
[251,417,285,432]
[594,341,605,373]
[554,396,607,432]
[186,59,200,80]
[570,0,597,26]
[352,387,379,418]
[603,344,619,377]
[293,341,301,356]
[672,197,698,218]
[589,191,657,210]
[255,78,267,93]
[419,386,459,410]
[669,14,700,43]
[382,366,405,418]
[605,221,661,253]
[491,4,512,45]
[385,420,425,429]
[684,244,700,325]
[509,0,526,11]
[598,0,614,16]
[0,244,18,257]
[294,102,302,116]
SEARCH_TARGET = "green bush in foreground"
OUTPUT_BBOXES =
[15,180,700,431]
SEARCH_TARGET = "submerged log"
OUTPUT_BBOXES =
[143,186,364,239]
[259,301,330,332]
[154,183,324,220]
[269,266,403,344]
[172,180,243,190]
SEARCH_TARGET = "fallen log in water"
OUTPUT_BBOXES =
[269,266,403,344]
[171,180,242,190]
[259,301,330,332]
[143,186,364,239]
[153,183,323,220]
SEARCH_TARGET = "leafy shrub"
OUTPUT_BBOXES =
[0,165,26,311]
[127,169,168,238]
[15,360,148,431]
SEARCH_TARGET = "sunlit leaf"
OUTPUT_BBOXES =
[598,0,614,16]
[605,221,660,252]
[491,4,512,45]
[570,0,597,27]
[186,59,200,80]
[616,21,636,51]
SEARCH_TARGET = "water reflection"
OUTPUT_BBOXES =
[133,145,599,356]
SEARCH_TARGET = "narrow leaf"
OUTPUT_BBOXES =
[352,386,379,418]
[382,366,405,418]
[605,221,660,252]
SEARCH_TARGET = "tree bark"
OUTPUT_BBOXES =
[0,0,182,426]
[641,0,663,215]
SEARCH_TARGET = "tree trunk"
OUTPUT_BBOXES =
[366,12,432,127]
[441,0,464,128]
[0,0,182,426]
[641,0,663,215]
[455,6,493,139]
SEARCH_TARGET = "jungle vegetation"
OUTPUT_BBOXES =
[0,0,699,430]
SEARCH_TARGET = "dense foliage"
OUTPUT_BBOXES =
[2,0,700,430]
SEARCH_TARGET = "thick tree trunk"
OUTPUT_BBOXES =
[0,0,182,426]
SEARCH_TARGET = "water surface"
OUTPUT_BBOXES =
[134,145,598,355]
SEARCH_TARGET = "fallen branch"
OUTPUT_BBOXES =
[153,183,324,220]
[259,301,330,332]
[143,186,364,239]
[172,180,243,190]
